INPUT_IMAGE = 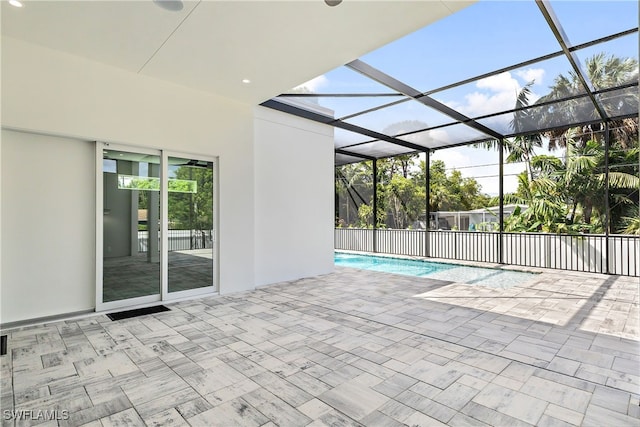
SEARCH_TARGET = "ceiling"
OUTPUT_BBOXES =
[1,0,474,105]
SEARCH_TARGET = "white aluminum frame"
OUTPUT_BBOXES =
[96,143,219,312]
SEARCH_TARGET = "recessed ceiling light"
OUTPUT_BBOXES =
[325,0,342,6]
[153,0,183,12]
[242,79,251,84]
[9,0,23,8]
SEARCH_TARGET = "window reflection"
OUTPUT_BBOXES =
[167,157,215,293]
[102,150,161,302]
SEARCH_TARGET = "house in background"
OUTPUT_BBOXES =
[431,205,526,231]
[0,1,472,326]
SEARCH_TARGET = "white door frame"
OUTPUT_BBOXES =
[96,143,219,312]
[162,150,219,301]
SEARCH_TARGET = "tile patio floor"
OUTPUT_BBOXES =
[1,265,639,426]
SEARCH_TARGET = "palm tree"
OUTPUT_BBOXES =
[508,81,544,181]
[502,171,568,233]
[620,216,640,235]
[473,81,544,180]
[527,136,639,232]
[502,53,639,233]
[536,53,638,150]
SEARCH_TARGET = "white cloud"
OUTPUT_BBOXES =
[476,72,519,92]
[516,68,545,86]
[442,69,546,134]
[431,149,473,169]
[293,75,328,92]
[465,70,546,116]
[443,73,519,120]
[460,89,518,118]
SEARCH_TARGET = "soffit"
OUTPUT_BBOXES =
[0,0,474,105]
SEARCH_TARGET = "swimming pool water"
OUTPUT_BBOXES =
[335,253,455,277]
[335,252,537,289]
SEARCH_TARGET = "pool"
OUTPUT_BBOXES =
[334,252,537,289]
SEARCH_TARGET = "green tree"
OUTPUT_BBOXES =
[169,165,213,231]
[416,160,491,212]
[387,173,424,228]
[490,53,639,234]
[503,172,568,233]
[620,216,640,235]
[504,136,639,233]
[335,162,372,226]
[559,135,638,231]
[376,154,421,228]
[336,156,491,229]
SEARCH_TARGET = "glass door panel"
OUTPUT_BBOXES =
[167,156,215,293]
[102,149,161,302]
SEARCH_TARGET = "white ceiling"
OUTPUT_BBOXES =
[1,0,474,105]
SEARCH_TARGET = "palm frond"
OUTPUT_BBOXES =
[597,171,640,189]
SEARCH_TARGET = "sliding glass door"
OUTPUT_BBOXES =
[101,148,161,305]
[167,156,215,295]
[97,144,217,311]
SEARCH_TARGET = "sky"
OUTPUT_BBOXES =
[289,0,639,196]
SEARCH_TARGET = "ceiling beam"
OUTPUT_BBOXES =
[346,59,504,140]
[261,98,429,152]
[335,149,376,161]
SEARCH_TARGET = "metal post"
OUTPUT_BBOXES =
[604,122,610,274]
[499,138,504,264]
[334,168,339,226]
[373,159,378,253]
[425,150,431,258]
[189,167,194,250]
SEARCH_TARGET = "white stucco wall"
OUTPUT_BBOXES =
[1,131,96,322]
[253,106,334,287]
[1,37,338,324]
[1,38,256,323]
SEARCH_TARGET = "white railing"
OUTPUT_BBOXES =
[335,228,639,277]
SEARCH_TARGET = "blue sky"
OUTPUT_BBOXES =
[290,0,638,196]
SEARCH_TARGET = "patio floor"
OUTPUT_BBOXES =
[1,266,639,426]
